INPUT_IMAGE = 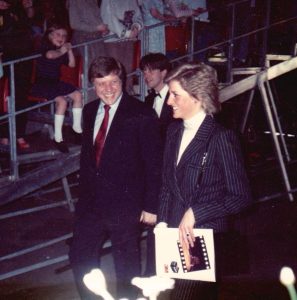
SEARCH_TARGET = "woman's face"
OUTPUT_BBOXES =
[49,29,67,48]
[167,80,203,120]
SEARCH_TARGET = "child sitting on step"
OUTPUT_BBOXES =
[31,22,83,153]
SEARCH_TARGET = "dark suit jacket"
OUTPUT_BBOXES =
[145,90,173,139]
[158,114,252,232]
[76,92,163,221]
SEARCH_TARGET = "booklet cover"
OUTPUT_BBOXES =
[154,226,216,282]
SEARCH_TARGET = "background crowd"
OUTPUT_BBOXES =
[1,0,296,149]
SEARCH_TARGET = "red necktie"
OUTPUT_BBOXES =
[95,105,110,167]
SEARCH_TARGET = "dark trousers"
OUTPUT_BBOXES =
[69,210,141,300]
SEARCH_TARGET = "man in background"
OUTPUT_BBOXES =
[139,52,174,276]
[140,52,173,140]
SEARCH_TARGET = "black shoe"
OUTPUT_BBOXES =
[54,140,69,153]
[71,129,82,145]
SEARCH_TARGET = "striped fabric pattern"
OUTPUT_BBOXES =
[158,114,252,232]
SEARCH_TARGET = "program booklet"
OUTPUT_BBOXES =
[154,226,216,282]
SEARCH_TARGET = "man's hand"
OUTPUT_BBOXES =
[140,211,157,225]
[129,26,139,39]
[179,208,195,249]
[97,24,109,36]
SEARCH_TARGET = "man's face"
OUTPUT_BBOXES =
[143,67,167,92]
[93,73,122,105]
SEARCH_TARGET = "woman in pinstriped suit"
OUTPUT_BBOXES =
[157,62,252,299]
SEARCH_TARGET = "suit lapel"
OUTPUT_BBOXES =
[159,91,172,121]
[86,99,100,148]
[167,121,184,170]
[176,115,216,171]
[166,121,187,204]
[145,92,155,108]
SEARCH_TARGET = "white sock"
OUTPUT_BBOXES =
[72,107,83,133]
[54,114,65,142]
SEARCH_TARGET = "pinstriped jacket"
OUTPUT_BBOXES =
[158,114,252,232]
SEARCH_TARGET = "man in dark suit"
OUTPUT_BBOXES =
[140,52,173,139]
[69,56,162,299]
[139,53,174,275]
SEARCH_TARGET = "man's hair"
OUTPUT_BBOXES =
[139,52,171,72]
[165,62,221,114]
[88,56,126,84]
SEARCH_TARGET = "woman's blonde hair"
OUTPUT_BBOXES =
[165,62,221,114]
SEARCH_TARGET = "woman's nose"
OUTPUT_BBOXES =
[167,94,173,105]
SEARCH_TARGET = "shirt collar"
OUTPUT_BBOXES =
[158,84,169,99]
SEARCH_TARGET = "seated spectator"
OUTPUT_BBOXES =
[183,0,227,63]
[0,0,35,149]
[156,0,200,60]
[101,0,143,94]
[67,0,108,101]
[164,0,197,19]
[139,0,166,54]
[30,22,83,153]
[67,0,108,69]
[31,0,70,50]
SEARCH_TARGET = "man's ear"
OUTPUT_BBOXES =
[161,69,167,80]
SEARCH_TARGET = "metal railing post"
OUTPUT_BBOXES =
[139,29,146,102]
[7,64,19,180]
[260,0,271,68]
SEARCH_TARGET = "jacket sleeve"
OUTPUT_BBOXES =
[157,124,176,222]
[75,105,96,216]
[191,129,252,225]
[138,110,163,214]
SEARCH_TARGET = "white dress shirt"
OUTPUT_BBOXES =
[93,94,122,143]
[153,84,169,117]
[177,110,206,164]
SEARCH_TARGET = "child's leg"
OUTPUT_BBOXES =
[54,96,67,142]
[69,90,83,133]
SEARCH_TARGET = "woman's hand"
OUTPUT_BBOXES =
[179,208,195,249]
